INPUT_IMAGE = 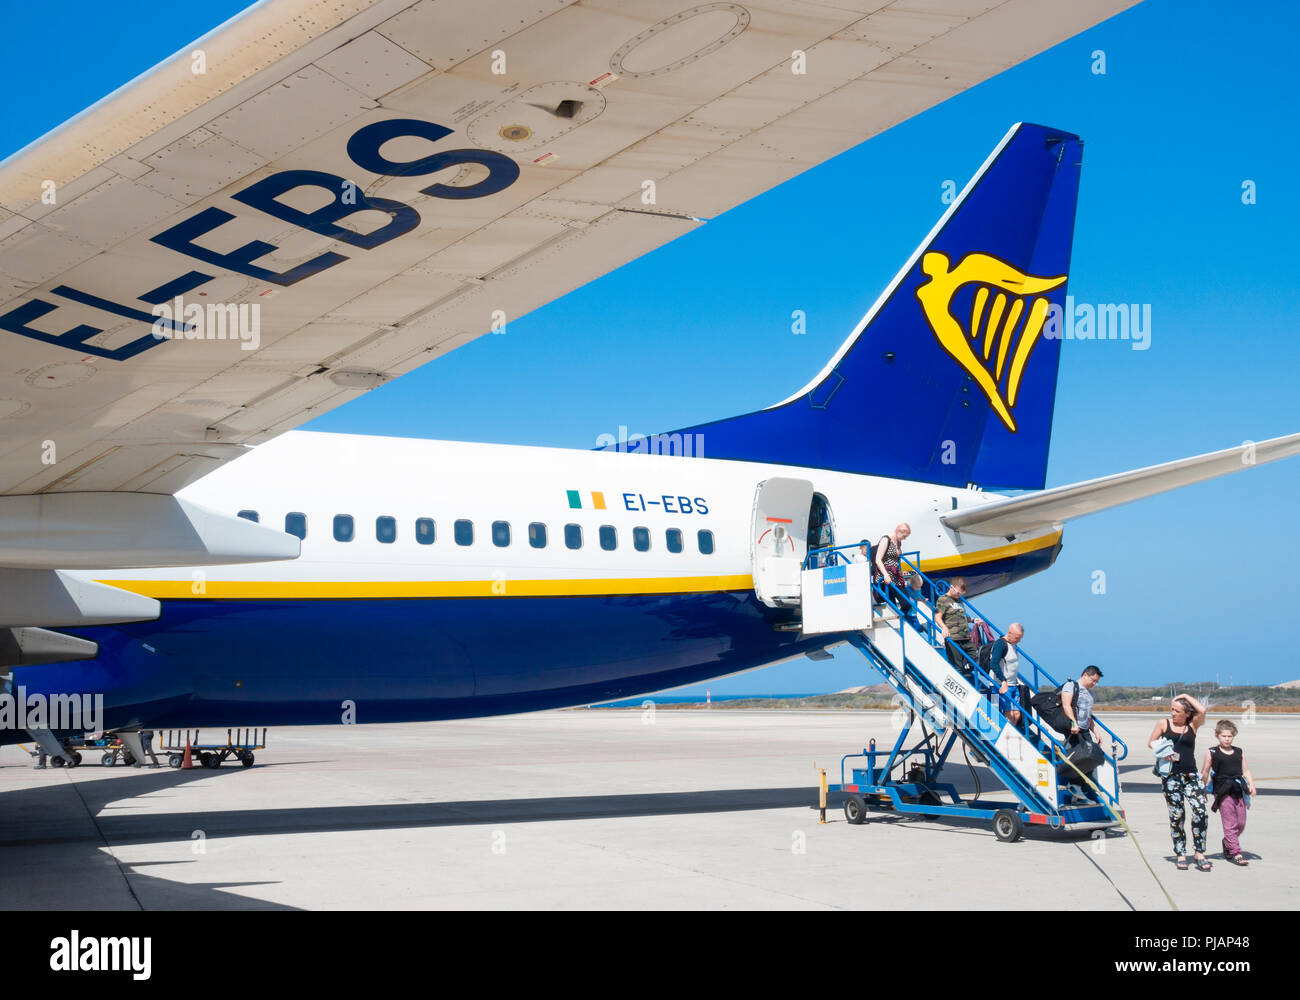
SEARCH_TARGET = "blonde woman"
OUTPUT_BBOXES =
[1148,694,1210,871]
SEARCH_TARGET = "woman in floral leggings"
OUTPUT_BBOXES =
[1148,695,1211,871]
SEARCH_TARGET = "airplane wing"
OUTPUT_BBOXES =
[942,432,1300,537]
[0,0,1140,501]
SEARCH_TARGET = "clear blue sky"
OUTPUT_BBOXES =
[4,1,1297,693]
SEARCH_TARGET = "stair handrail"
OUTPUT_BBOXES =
[801,542,854,570]
[896,552,1129,764]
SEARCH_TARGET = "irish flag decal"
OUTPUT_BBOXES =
[567,490,606,510]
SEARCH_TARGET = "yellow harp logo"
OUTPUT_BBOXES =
[915,251,1066,432]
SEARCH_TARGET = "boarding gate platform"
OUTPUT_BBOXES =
[798,545,1129,840]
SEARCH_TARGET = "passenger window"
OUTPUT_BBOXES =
[529,523,547,548]
[564,524,583,550]
[333,514,354,542]
[666,528,683,554]
[415,518,435,545]
[633,527,650,552]
[599,525,617,551]
[454,519,474,546]
[237,510,259,523]
[285,512,306,540]
[492,521,511,547]
[376,516,396,544]
[697,529,714,555]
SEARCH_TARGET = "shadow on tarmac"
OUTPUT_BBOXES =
[0,766,298,910]
[99,785,822,843]
[4,765,819,845]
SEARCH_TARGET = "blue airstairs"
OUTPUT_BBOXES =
[806,547,1129,841]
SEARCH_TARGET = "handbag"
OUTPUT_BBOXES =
[1066,735,1105,775]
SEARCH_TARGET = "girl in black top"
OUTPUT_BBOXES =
[1207,741,1243,802]
[1147,694,1210,870]
[1200,719,1257,866]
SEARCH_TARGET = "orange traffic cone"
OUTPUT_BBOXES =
[181,736,193,769]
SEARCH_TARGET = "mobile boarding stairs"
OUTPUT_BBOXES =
[794,545,1128,841]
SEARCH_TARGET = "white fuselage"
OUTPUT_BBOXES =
[94,430,1060,597]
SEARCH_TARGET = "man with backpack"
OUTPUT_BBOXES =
[984,623,1029,729]
[1029,666,1102,737]
[1031,666,1105,796]
[1062,666,1103,742]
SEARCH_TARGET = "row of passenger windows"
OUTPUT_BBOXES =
[239,510,715,554]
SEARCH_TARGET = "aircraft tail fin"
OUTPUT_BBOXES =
[631,122,1085,489]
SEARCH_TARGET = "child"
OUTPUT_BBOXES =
[1200,720,1257,867]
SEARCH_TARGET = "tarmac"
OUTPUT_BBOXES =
[1,710,1296,910]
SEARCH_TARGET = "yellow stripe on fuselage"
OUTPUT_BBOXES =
[103,575,757,600]
[100,532,1060,600]
[914,530,1061,573]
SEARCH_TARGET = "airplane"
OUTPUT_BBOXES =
[2,0,1296,748]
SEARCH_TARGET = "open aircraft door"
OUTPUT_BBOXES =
[750,478,813,608]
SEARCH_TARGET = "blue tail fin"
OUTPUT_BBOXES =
[651,123,1083,490]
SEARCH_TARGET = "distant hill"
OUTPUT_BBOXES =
[1093,683,1300,709]
[634,681,1300,712]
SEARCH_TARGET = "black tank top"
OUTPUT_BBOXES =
[1210,746,1243,797]
[1164,721,1197,773]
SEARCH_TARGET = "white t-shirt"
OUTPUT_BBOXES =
[1001,643,1020,684]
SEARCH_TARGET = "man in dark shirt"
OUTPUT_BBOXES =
[935,577,978,678]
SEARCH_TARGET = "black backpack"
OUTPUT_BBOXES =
[1030,679,1077,732]
[977,641,996,672]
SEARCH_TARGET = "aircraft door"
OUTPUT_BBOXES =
[807,492,836,567]
[750,477,814,608]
